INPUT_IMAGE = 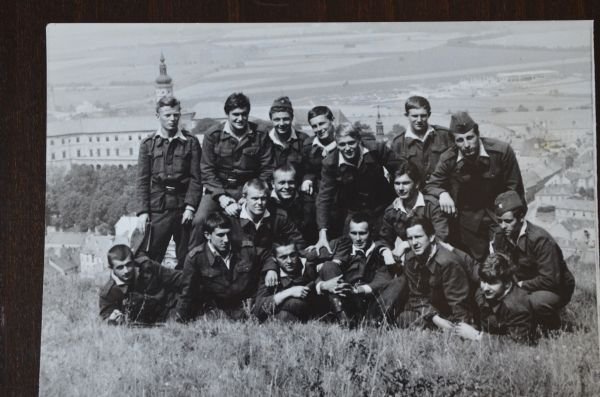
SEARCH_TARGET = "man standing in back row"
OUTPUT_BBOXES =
[424,111,524,261]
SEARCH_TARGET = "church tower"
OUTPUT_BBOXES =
[375,105,384,140]
[155,53,173,102]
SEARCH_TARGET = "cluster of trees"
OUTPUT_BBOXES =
[46,165,138,235]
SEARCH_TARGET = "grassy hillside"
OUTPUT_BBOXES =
[39,259,599,396]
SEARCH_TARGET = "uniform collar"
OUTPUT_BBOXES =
[352,241,376,258]
[393,191,426,213]
[405,126,434,142]
[240,204,270,228]
[155,128,187,141]
[423,243,438,273]
[338,145,369,168]
[518,220,528,239]
[312,137,337,157]
[269,128,297,148]
[223,121,251,141]
[456,139,489,163]
[207,242,232,268]
[111,271,129,286]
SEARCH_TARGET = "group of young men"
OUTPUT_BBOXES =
[99,93,576,344]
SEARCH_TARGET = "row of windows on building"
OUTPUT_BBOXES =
[49,134,145,145]
[50,147,135,160]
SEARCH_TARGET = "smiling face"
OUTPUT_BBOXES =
[394,173,418,200]
[336,135,360,162]
[309,114,335,142]
[406,224,435,257]
[274,243,301,275]
[112,257,135,283]
[205,227,231,256]
[273,169,296,200]
[453,129,481,160]
[348,221,371,250]
[227,107,250,133]
[406,107,430,135]
[480,280,508,300]
[156,105,181,135]
[271,111,293,137]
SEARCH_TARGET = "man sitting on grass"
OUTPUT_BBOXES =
[396,216,473,330]
[99,244,183,325]
[252,241,316,323]
[454,253,536,344]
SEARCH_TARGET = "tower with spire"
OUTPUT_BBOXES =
[155,53,173,102]
[375,105,384,140]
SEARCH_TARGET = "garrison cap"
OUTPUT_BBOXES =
[270,96,293,113]
[495,190,525,216]
[449,111,477,135]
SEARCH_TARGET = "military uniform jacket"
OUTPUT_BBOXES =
[201,121,274,195]
[99,257,183,323]
[475,285,535,344]
[269,128,310,179]
[136,130,203,215]
[301,136,334,188]
[491,222,575,301]
[267,194,316,242]
[228,208,307,252]
[176,242,268,321]
[389,125,452,184]
[403,244,472,323]
[252,263,317,322]
[379,194,449,247]
[316,140,404,230]
[424,137,524,233]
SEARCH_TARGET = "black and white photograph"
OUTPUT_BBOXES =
[42,22,598,395]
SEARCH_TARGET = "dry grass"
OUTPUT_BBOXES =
[40,259,599,396]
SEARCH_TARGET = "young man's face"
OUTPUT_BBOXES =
[498,210,524,240]
[274,243,301,274]
[156,105,181,135]
[273,170,297,200]
[245,186,268,218]
[480,280,508,300]
[406,224,435,257]
[394,173,418,200]
[309,114,334,142]
[112,257,135,283]
[336,135,360,162]
[227,107,250,133]
[453,129,480,160]
[406,107,430,135]
[348,221,371,250]
[271,111,293,137]
[205,227,231,256]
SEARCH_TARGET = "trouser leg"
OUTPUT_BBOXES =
[189,194,221,249]
[142,209,180,264]
[369,275,409,324]
[528,290,563,330]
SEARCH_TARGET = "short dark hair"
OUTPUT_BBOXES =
[273,163,297,179]
[203,212,232,235]
[479,253,514,284]
[272,240,298,256]
[242,178,270,197]
[334,123,361,141]
[405,96,431,115]
[392,162,422,188]
[107,244,133,269]
[308,106,334,122]
[405,215,435,237]
[156,96,181,113]
[224,92,251,114]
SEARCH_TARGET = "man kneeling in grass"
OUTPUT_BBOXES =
[396,216,473,330]
[252,241,316,322]
[454,253,536,344]
[99,244,184,325]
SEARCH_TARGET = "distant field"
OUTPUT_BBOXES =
[39,258,599,396]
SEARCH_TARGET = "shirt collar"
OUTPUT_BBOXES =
[269,128,297,148]
[155,128,187,141]
[518,220,528,239]
[240,204,270,227]
[312,137,337,157]
[424,243,438,271]
[457,140,489,163]
[223,121,250,140]
[352,241,376,258]
[111,271,128,286]
[207,242,232,266]
[405,126,434,142]
[393,191,426,213]
[338,145,369,167]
